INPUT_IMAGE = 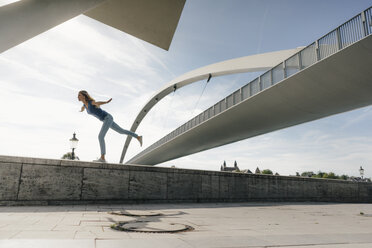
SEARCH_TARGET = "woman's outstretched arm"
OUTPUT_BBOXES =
[93,98,112,107]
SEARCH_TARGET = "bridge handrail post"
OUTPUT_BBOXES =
[298,52,303,71]
[335,27,342,51]
[361,11,368,37]
[315,40,320,61]
[269,69,273,87]
[249,82,253,97]
[258,76,262,91]
[239,88,243,104]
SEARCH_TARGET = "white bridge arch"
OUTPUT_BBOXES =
[120,47,303,163]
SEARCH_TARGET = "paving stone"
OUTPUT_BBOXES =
[11,230,76,239]
[286,244,372,248]
[1,202,372,248]
[0,239,94,248]
[0,230,20,239]
[96,238,192,248]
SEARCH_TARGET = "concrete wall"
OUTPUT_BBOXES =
[0,155,371,205]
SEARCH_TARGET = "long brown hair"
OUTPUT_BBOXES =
[79,90,95,102]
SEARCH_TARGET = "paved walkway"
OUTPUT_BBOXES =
[0,202,371,247]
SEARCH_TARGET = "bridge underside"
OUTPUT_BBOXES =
[0,0,185,53]
[128,35,372,165]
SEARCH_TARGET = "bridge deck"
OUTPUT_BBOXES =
[128,35,372,165]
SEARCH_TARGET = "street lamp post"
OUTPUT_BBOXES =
[359,166,364,180]
[69,133,79,160]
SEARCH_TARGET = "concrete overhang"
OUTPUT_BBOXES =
[0,0,185,53]
[85,0,186,50]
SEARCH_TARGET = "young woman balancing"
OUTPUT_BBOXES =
[78,90,142,162]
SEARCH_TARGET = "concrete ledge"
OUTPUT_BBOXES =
[0,155,371,205]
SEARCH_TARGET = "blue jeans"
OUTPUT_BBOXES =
[98,114,138,155]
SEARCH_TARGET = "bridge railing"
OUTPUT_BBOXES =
[129,6,372,163]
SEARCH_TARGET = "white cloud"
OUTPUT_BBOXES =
[339,107,372,130]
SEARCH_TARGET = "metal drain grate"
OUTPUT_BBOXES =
[111,221,194,233]
[108,210,163,217]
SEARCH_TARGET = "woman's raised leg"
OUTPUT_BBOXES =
[111,121,142,146]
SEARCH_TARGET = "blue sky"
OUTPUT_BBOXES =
[0,0,371,178]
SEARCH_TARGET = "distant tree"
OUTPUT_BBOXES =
[317,172,339,179]
[322,173,329,179]
[302,171,354,180]
[61,152,79,160]
[327,172,337,179]
[301,171,314,177]
[262,169,273,175]
[296,172,300,176]
[314,171,325,178]
[340,175,349,180]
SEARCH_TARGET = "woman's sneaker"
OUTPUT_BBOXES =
[93,158,106,163]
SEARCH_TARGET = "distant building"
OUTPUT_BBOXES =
[220,161,240,172]
[255,167,261,174]
[349,177,371,182]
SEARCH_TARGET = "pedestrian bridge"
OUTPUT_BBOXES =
[125,7,372,165]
